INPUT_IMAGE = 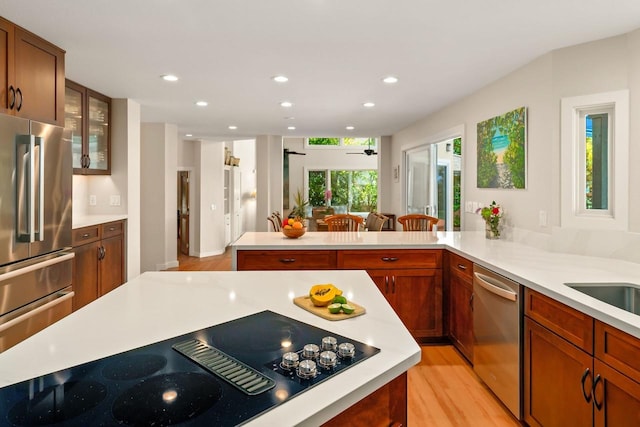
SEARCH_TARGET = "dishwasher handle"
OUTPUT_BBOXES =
[474,272,518,301]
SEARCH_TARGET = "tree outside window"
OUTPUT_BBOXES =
[308,169,377,213]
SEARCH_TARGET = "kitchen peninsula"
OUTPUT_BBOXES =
[233,231,640,339]
[0,270,420,426]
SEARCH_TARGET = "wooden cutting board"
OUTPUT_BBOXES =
[293,295,366,321]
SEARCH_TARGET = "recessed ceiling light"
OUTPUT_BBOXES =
[228,125,237,130]
[195,101,208,107]
[161,74,179,82]
[185,133,193,137]
[280,101,293,108]
[284,116,295,120]
[288,126,296,130]
[382,76,398,84]
[346,126,355,130]
[363,102,375,108]
[272,75,289,83]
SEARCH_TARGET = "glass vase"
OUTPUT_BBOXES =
[485,222,500,240]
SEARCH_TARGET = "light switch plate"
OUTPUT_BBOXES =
[89,195,97,206]
[110,195,121,206]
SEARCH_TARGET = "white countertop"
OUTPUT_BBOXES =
[0,270,420,426]
[72,214,128,229]
[233,231,640,339]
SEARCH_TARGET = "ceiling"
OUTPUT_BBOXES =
[3,1,640,140]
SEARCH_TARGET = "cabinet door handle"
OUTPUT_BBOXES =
[580,368,592,403]
[279,258,296,263]
[593,374,603,410]
[469,293,474,311]
[8,85,15,109]
[86,155,91,168]
[15,88,22,111]
[457,264,467,270]
[381,257,399,262]
[385,276,389,293]
[392,275,396,293]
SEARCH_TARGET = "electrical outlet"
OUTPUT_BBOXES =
[110,195,121,206]
[89,195,97,206]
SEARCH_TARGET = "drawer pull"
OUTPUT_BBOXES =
[457,264,467,270]
[279,258,296,263]
[109,227,115,231]
[82,233,90,238]
[381,257,399,262]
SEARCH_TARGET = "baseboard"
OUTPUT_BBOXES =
[156,260,179,270]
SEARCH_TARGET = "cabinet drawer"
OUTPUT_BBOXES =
[72,225,101,246]
[448,251,473,282]
[236,250,337,270]
[524,289,594,353]
[338,249,442,270]
[102,221,124,238]
[595,320,640,383]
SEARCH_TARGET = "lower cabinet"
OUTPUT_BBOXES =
[524,289,640,427]
[72,220,125,311]
[338,249,443,341]
[447,251,474,362]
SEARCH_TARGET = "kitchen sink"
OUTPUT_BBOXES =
[566,282,640,315]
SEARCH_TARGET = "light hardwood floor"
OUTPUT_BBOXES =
[167,250,521,426]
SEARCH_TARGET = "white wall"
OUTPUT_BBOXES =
[256,135,283,231]
[391,29,640,261]
[194,140,226,256]
[140,123,178,271]
[233,139,257,233]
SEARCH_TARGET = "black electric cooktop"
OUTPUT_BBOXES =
[0,310,379,426]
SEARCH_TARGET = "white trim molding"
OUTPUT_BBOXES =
[560,90,629,230]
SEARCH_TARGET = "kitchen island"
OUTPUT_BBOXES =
[0,270,420,426]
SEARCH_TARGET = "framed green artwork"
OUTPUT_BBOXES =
[477,106,527,189]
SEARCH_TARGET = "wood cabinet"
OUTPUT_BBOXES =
[524,289,640,427]
[0,17,65,125]
[236,250,337,270]
[447,251,474,362]
[72,220,125,311]
[338,249,443,341]
[65,79,111,174]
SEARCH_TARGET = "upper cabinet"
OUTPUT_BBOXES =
[65,79,111,175]
[0,17,65,126]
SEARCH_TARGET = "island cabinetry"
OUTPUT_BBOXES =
[72,220,125,311]
[236,250,337,270]
[524,289,640,427]
[338,249,443,340]
[0,17,65,125]
[447,251,474,363]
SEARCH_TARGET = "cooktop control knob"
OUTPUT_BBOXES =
[321,336,337,352]
[297,359,317,379]
[338,342,355,359]
[281,352,300,370]
[318,351,338,369]
[302,343,320,359]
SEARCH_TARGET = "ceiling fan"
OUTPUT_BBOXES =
[284,148,306,156]
[347,139,378,156]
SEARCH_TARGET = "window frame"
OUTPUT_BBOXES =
[304,137,377,150]
[304,167,379,213]
[560,90,629,230]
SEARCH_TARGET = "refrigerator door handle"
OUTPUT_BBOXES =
[16,134,34,243]
[35,136,44,242]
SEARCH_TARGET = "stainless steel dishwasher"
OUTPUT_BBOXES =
[473,264,522,419]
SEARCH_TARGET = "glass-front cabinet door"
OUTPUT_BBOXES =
[65,79,111,175]
[64,81,84,170]
[87,90,110,173]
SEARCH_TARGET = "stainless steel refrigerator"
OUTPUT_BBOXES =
[0,114,74,352]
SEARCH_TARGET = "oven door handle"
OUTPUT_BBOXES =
[474,272,517,301]
[0,289,74,334]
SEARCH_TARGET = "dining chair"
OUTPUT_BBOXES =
[324,214,364,231]
[267,215,281,232]
[370,213,389,231]
[397,214,439,231]
[364,212,378,231]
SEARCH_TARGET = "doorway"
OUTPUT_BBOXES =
[177,171,190,256]
[404,136,462,231]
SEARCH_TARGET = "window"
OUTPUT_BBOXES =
[561,90,628,230]
[307,137,376,148]
[308,169,378,213]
